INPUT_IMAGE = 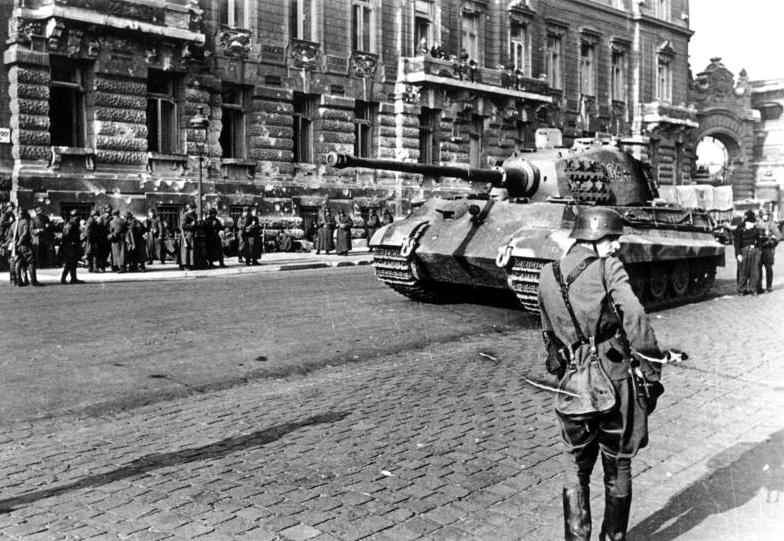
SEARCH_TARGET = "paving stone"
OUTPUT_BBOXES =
[280,523,322,541]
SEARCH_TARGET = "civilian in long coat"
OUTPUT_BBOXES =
[179,205,197,269]
[315,209,335,254]
[108,210,128,272]
[84,210,102,272]
[144,209,162,265]
[60,210,84,284]
[335,209,352,255]
[126,213,147,272]
[205,208,225,267]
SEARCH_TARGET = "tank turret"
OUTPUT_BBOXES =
[327,139,724,313]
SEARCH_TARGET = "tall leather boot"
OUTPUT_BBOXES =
[29,265,43,287]
[60,267,68,284]
[563,487,591,540]
[599,493,632,541]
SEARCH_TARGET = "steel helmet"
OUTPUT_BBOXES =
[569,207,625,241]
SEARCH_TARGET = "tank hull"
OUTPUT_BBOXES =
[370,198,725,312]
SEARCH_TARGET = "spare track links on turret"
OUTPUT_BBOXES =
[565,159,612,203]
[372,246,444,303]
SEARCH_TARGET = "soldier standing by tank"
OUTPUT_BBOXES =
[108,209,127,273]
[60,209,84,284]
[756,210,781,293]
[734,209,762,295]
[538,207,664,541]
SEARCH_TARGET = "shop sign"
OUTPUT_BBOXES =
[0,128,10,144]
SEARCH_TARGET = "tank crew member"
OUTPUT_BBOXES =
[756,210,780,293]
[538,207,664,541]
[733,209,762,295]
[60,209,84,284]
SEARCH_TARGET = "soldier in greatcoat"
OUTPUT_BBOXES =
[179,204,197,270]
[60,209,84,284]
[538,207,664,541]
[335,209,352,255]
[108,209,128,272]
[31,207,53,269]
[84,210,102,272]
[315,208,335,255]
[364,209,381,250]
[144,209,162,266]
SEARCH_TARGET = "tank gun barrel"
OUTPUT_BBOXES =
[327,152,539,198]
[327,152,504,183]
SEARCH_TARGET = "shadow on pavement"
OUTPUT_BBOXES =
[0,410,351,513]
[629,429,784,540]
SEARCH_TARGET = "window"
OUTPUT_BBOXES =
[579,41,596,96]
[461,12,479,60]
[229,205,245,224]
[352,0,375,52]
[220,0,249,28]
[290,0,317,41]
[147,70,178,154]
[293,93,316,163]
[611,49,627,102]
[418,108,439,165]
[414,0,435,54]
[510,23,527,73]
[653,0,670,21]
[656,55,672,102]
[49,58,85,147]
[470,115,483,168]
[157,204,182,231]
[545,34,562,90]
[354,101,376,158]
[220,84,248,159]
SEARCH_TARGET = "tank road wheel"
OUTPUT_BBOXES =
[669,261,690,298]
[647,264,669,303]
[626,264,647,300]
[689,259,717,296]
[372,246,446,303]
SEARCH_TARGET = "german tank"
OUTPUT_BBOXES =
[327,137,725,314]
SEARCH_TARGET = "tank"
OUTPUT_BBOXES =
[327,137,725,314]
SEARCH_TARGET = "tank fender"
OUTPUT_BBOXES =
[369,218,430,250]
[506,228,575,261]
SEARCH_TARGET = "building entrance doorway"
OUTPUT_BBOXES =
[695,136,731,184]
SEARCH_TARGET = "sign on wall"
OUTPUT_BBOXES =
[0,128,10,144]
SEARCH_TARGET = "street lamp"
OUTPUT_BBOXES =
[188,105,210,220]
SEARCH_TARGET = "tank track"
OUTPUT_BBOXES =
[507,256,549,314]
[372,246,445,303]
[506,256,719,315]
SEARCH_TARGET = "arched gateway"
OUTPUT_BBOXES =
[689,58,761,202]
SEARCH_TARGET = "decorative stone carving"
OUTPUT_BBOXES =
[65,28,84,57]
[46,19,66,51]
[11,18,43,44]
[145,46,159,64]
[401,85,420,104]
[350,51,378,79]
[690,57,743,105]
[289,39,320,70]
[54,0,166,25]
[219,29,252,60]
[186,0,204,32]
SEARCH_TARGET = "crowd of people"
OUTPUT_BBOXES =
[1,202,398,287]
[733,208,782,295]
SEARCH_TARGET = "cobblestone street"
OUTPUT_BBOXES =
[1,262,783,540]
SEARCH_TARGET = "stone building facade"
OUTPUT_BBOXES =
[751,79,784,212]
[1,0,698,227]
